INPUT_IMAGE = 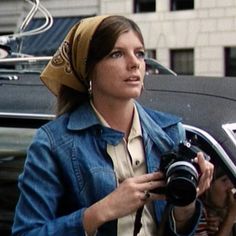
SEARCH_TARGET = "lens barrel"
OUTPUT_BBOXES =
[165,161,199,206]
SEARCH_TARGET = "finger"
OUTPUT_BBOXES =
[227,190,236,207]
[134,172,164,184]
[194,152,209,173]
[196,155,214,195]
[207,225,219,233]
[138,179,166,192]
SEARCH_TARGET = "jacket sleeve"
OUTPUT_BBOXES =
[157,200,203,236]
[12,128,87,236]
[167,200,203,236]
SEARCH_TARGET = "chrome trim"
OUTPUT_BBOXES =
[222,123,236,147]
[0,0,53,41]
[0,56,52,63]
[183,124,236,177]
[0,112,55,119]
[145,57,177,76]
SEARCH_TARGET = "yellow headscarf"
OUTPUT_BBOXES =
[40,15,110,96]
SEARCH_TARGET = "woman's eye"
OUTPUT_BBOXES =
[136,50,145,59]
[110,51,122,58]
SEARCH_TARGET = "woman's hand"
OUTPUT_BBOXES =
[195,152,214,197]
[83,171,165,235]
[227,189,236,218]
[206,214,222,235]
[101,171,166,219]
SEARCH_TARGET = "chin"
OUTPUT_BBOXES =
[120,87,142,100]
[129,89,142,98]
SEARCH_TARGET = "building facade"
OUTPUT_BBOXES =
[0,0,236,76]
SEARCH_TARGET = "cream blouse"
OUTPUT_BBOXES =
[91,101,157,236]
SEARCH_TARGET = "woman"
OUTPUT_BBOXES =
[12,15,213,236]
[202,166,236,236]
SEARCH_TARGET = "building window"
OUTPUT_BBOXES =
[134,0,156,13]
[170,0,194,11]
[225,47,236,77]
[145,49,156,59]
[170,49,194,75]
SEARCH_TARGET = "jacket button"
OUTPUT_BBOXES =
[135,160,140,166]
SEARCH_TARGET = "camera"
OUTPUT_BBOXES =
[152,141,209,206]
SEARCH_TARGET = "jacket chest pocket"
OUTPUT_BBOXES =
[72,144,117,204]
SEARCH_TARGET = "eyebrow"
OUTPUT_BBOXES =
[112,46,145,51]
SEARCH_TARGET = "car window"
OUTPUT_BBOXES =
[0,127,35,234]
[184,124,236,184]
[185,125,236,235]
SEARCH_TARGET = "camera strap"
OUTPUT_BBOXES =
[133,206,144,236]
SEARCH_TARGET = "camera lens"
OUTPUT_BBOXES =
[165,161,199,206]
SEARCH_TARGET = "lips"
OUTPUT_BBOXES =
[125,76,140,82]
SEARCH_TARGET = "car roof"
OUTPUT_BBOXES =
[139,74,236,166]
[141,75,236,124]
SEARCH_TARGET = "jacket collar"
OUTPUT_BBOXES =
[67,101,181,130]
[67,101,100,130]
[135,102,182,153]
[66,101,182,149]
[67,102,124,145]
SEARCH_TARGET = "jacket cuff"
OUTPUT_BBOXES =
[168,199,203,236]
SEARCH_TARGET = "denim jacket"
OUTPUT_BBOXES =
[12,101,202,236]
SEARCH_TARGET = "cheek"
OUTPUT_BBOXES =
[92,68,115,93]
[95,61,121,79]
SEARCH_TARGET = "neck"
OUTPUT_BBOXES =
[92,98,135,138]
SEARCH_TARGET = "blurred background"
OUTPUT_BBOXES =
[0,0,236,77]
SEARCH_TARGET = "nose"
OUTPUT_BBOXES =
[127,53,140,70]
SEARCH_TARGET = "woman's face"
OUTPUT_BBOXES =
[209,174,234,208]
[91,30,146,103]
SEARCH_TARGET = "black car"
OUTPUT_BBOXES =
[139,75,236,183]
[0,57,55,235]
[0,57,236,235]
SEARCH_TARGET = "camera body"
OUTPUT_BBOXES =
[154,141,208,206]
